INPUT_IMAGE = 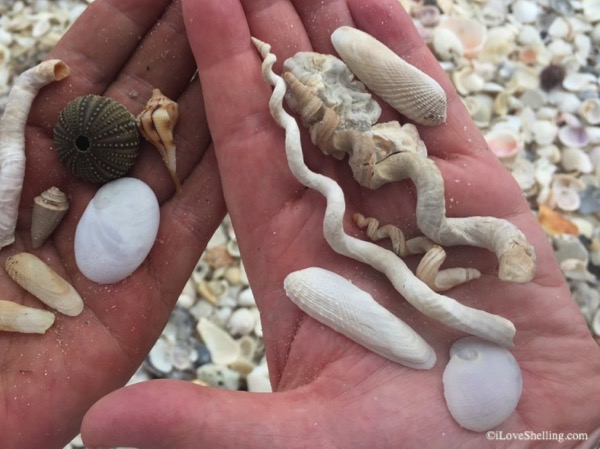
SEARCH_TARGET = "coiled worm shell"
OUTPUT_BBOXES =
[0,300,55,334]
[284,267,436,369]
[443,337,522,431]
[4,252,84,316]
[331,26,447,126]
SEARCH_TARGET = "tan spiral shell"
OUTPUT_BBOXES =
[331,26,447,126]
[31,186,69,249]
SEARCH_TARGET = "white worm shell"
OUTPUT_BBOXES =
[4,252,84,316]
[330,26,447,126]
[0,59,70,250]
[0,300,55,334]
[31,186,69,249]
[284,267,436,369]
[443,337,522,432]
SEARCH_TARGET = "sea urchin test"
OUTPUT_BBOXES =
[75,177,160,284]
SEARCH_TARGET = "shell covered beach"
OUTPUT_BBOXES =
[1,0,600,447]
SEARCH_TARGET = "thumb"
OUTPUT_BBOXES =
[81,379,320,449]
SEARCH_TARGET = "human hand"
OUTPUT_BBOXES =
[81,1,600,448]
[0,1,225,448]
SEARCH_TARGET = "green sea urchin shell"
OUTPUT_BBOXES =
[54,95,140,183]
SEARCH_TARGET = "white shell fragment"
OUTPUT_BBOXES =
[0,300,55,334]
[4,252,83,316]
[74,177,160,284]
[284,267,436,369]
[331,26,447,126]
[197,317,241,365]
[443,337,522,432]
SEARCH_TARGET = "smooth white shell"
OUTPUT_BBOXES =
[443,337,522,432]
[283,267,436,369]
[331,26,447,126]
[74,177,160,284]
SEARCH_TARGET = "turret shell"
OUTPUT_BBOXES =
[4,252,84,316]
[31,186,69,249]
[54,95,140,184]
[331,26,447,126]
[0,300,55,334]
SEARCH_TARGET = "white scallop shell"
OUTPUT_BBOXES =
[330,26,447,126]
[443,337,522,432]
[0,300,55,334]
[74,177,160,284]
[4,252,83,316]
[283,267,436,370]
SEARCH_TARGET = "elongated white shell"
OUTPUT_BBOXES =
[443,337,522,431]
[74,177,160,284]
[331,26,447,126]
[0,300,55,333]
[4,252,83,316]
[284,267,436,369]
[197,317,241,365]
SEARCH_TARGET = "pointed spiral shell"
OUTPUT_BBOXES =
[54,95,140,183]
[31,186,69,249]
[331,26,447,126]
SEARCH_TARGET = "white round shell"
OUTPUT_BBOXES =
[443,336,522,432]
[74,177,160,284]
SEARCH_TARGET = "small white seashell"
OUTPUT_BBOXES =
[330,26,447,126]
[563,72,597,92]
[558,125,590,148]
[436,17,486,59]
[0,300,55,334]
[443,337,522,432]
[237,287,256,307]
[226,307,256,337]
[552,174,584,211]
[484,127,523,162]
[583,0,600,22]
[561,147,593,173]
[453,66,485,96]
[4,252,83,316]
[462,94,493,127]
[511,0,540,24]
[283,267,436,370]
[197,317,241,365]
[74,177,160,284]
[432,27,464,61]
[579,98,600,125]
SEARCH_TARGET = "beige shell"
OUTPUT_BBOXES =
[4,252,84,316]
[284,267,436,369]
[330,26,447,126]
[0,300,55,334]
[137,88,182,193]
[31,186,69,249]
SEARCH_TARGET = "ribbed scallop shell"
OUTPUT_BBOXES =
[331,26,447,126]
[54,95,140,183]
[283,267,436,369]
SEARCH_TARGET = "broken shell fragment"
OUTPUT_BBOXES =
[4,252,83,316]
[137,89,182,193]
[0,300,55,334]
[31,186,69,249]
[330,26,447,126]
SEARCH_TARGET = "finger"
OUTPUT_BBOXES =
[81,380,314,449]
[182,0,306,243]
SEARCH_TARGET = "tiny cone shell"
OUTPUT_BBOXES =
[0,300,55,333]
[4,252,84,316]
[31,186,69,249]
[331,26,447,126]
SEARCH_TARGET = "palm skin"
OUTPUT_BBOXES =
[4,0,597,448]
[0,1,226,448]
